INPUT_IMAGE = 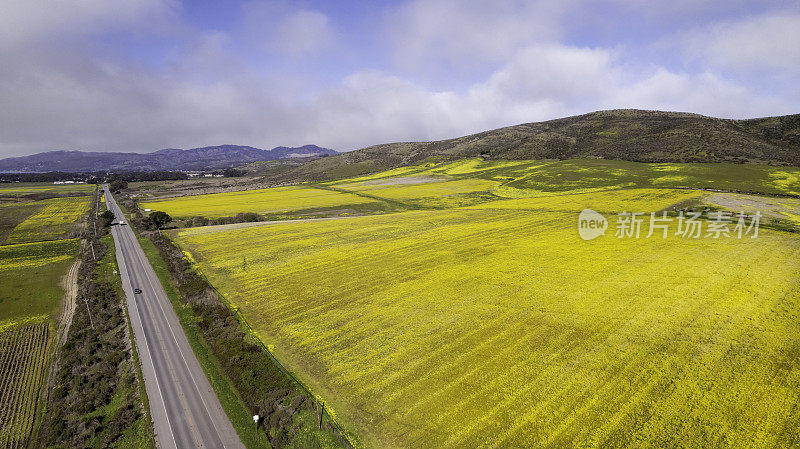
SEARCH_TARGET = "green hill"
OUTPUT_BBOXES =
[287,109,800,181]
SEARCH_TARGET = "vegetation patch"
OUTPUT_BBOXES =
[0,321,50,449]
[0,202,42,244]
[6,196,91,244]
[140,186,378,219]
[0,239,80,327]
[134,226,348,448]
[0,183,94,201]
[38,208,152,448]
[173,188,800,448]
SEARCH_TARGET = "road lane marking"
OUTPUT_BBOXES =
[113,221,179,449]
[138,240,230,447]
[108,190,230,447]
[135,265,204,448]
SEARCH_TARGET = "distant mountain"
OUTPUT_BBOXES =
[0,145,337,173]
[290,109,800,181]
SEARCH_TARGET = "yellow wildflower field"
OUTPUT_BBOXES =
[141,185,378,218]
[6,196,91,244]
[174,188,800,448]
[336,178,499,208]
[471,188,704,213]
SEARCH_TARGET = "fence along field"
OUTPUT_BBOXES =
[173,187,800,448]
[0,322,49,449]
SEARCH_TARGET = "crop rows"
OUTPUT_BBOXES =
[0,322,49,449]
[0,239,80,329]
[6,196,91,244]
[174,188,800,448]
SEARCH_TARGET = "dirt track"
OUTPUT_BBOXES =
[56,257,81,347]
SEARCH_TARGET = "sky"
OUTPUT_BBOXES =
[0,0,798,156]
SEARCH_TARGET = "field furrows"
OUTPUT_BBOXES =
[0,323,49,449]
[6,196,91,244]
[176,194,800,448]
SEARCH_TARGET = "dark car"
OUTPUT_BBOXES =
[134,288,142,294]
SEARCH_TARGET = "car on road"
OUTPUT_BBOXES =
[134,288,142,294]
[119,220,127,225]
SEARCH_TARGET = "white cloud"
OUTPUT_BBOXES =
[385,0,566,71]
[0,0,177,48]
[681,12,800,73]
[274,10,332,56]
[241,1,333,57]
[308,42,796,151]
[0,1,796,157]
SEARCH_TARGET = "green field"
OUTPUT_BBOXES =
[0,183,94,197]
[0,202,42,244]
[0,239,80,330]
[141,159,800,224]
[330,158,800,197]
[5,196,91,244]
[173,186,800,448]
[0,322,50,448]
[0,185,90,449]
[0,239,80,448]
[141,185,380,218]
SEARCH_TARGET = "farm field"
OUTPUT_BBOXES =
[0,188,86,449]
[135,159,800,223]
[495,159,800,196]
[0,239,81,329]
[329,158,800,198]
[173,187,800,448]
[0,183,94,198]
[140,185,380,218]
[704,192,800,229]
[0,203,42,245]
[334,178,501,208]
[5,196,91,244]
[0,322,49,449]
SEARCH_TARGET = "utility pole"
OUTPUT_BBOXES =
[316,398,323,429]
[83,295,94,329]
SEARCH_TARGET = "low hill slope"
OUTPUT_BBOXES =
[292,109,800,180]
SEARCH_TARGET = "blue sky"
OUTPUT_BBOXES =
[0,0,798,156]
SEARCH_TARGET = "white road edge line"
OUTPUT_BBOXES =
[138,237,231,447]
[111,197,179,449]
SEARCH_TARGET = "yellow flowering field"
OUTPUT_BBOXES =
[140,185,379,218]
[339,178,497,197]
[0,239,80,327]
[470,188,704,213]
[6,196,91,244]
[334,178,500,208]
[173,188,800,448]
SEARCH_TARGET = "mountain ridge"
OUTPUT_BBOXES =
[0,145,337,172]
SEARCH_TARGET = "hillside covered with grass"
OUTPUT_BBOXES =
[282,110,800,181]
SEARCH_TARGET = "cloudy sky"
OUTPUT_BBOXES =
[0,0,798,156]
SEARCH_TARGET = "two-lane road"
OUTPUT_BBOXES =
[104,186,243,449]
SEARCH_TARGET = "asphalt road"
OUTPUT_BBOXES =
[104,186,244,449]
